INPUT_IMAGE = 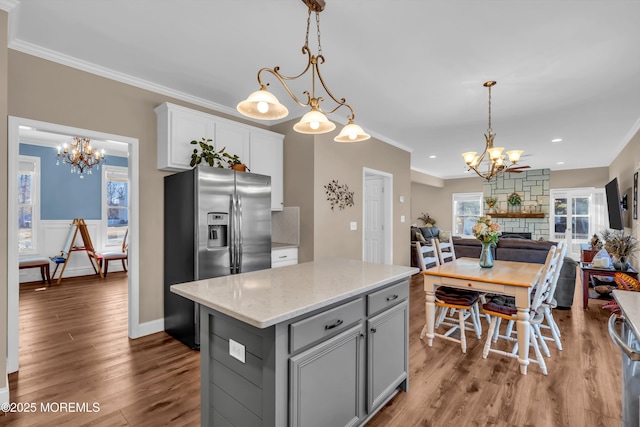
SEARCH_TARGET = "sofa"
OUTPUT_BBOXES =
[452,236,578,308]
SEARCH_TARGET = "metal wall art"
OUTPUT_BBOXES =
[324,180,354,210]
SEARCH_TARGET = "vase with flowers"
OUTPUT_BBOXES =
[485,196,498,213]
[472,215,502,268]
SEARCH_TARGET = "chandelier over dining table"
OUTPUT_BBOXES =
[56,137,105,178]
[461,81,529,181]
[236,0,370,143]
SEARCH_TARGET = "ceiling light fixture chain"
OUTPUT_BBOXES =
[461,80,529,181]
[237,0,370,142]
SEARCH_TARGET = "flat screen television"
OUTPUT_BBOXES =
[605,178,624,230]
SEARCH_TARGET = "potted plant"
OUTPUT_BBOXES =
[507,192,522,213]
[189,138,249,171]
[222,152,250,172]
[485,196,498,213]
[600,229,638,271]
[417,212,436,227]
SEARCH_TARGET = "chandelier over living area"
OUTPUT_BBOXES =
[236,0,370,143]
[56,137,105,178]
[461,81,529,181]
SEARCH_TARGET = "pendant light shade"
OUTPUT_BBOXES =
[293,109,336,134]
[334,121,371,143]
[237,88,289,120]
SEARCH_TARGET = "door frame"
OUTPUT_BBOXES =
[549,187,605,260]
[362,168,393,264]
[7,116,140,373]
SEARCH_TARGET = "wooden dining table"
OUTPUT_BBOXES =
[422,257,543,375]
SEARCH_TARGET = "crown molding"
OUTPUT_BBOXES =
[0,0,18,13]
[8,37,246,119]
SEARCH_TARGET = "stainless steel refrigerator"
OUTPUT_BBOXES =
[163,166,271,349]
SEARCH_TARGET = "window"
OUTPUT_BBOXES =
[102,166,129,247]
[18,156,40,253]
[452,192,483,236]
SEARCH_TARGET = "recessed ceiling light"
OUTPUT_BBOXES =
[557,161,565,165]
[551,138,562,143]
[429,155,436,159]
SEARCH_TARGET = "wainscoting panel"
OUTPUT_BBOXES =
[18,220,126,283]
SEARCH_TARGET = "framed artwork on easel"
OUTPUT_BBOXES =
[633,171,638,220]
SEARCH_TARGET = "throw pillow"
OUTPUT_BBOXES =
[415,232,426,242]
[614,272,640,292]
[439,230,451,242]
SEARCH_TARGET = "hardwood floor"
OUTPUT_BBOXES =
[3,267,622,426]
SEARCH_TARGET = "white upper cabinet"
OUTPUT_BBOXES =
[156,103,215,171]
[155,102,284,210]
[251,130,284,211]
[214,120,250,168]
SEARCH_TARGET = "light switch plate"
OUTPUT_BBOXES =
[350,221,357,231]
[229,338,246,363]
[400,215,406,222]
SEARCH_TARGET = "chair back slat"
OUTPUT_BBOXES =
[435,238,456,264]
[415,240,439,271]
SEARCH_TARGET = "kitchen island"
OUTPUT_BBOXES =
[171,257,418,427]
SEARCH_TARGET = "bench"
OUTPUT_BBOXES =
[19,257,51,285]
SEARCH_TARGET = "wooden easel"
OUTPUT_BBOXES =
[52,218,103,284]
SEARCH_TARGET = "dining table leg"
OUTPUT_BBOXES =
[422,277,436,345]
[515,289,531,375]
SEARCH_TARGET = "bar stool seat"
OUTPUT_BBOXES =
[19,257,51,284]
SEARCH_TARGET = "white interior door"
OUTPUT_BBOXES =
[550,188,606,260]
[363,169,392,264]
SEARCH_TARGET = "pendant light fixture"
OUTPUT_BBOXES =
[461,81,529,180]
[237,0,370,143]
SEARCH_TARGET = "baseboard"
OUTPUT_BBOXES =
[0,376,9,405]
[133,318,164,339]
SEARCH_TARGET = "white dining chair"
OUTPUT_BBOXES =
[538,241,567,352]
[435,237,456,264]
[481,246,558,375]
[417,241,483,353]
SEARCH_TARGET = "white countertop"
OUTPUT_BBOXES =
[271,242,298,250]
[613,290,640,339]
[171,258,418,329]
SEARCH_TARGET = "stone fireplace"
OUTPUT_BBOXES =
[484,169,550,241]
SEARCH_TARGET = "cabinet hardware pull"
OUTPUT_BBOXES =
[278,255,287,259]
[371,328,377,333]
[324,319,343,330]
[386,294,398,302]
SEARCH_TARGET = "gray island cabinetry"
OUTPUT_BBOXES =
[171,258,418,427]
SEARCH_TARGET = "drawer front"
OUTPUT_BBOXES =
[272,259,298,269]
[367,280,409,316]
[289,298,365,353]
[271,247,298,263]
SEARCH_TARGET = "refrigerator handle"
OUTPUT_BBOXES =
[608,314,640,361]
[229,194,235,274]
[237,195,243,273]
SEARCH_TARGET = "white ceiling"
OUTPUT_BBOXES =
[7,0,640,179]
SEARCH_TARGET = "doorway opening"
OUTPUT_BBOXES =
[363,168,393,264]
[7,116,140,373]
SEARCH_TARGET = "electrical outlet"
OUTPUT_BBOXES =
[400,215,406,223]
[350,221,357,231]
[229,338,246,363]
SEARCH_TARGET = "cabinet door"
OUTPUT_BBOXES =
[367,300,408,412]
[250,131,284,211]
[215,121,250,168]
[156,103,215,171]
[290,323,365,427]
